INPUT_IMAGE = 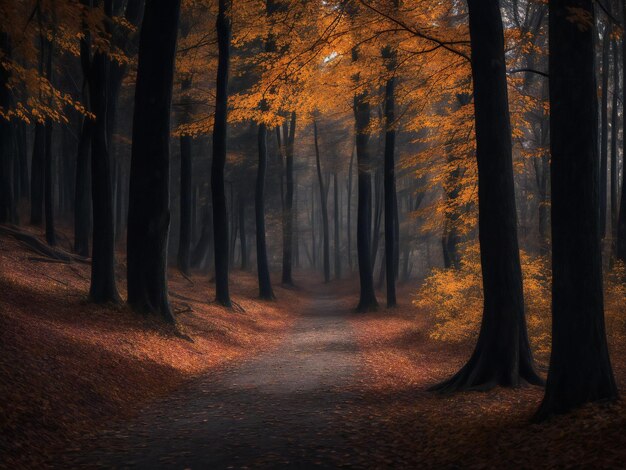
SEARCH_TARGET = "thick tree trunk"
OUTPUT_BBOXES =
[353,72,378,312]
[383,46,397,306]
[211,0,232,306]
[30,124,44,226]
[281,111,296,284]
[314,121,330,283]
[88,0,120,304]
[333,172,341,279]
[432,0,541,392]
[535,0,617,420]
[127,0,180,319]
[256,120,275,299]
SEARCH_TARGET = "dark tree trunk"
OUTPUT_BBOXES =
[178,80,193,275]
[609,38,619,248]
[383,45,397,307]
[600,24,610,239]
[333,172,341,279]
[432,0,541,392]
[535,0,617,420]
[43,38,55,245]
[239,195,247,270]
[211,0,232,306]
[310,184,316,268]
[127,0,180,320]
[347,145,354,270]
[43,121,55,245]
[30,32,46,227]
[256,120,274,299]
[88,0,120,303]
[30,124,44,226]
[17,122,29,201]
[0,32,15,224]
[618,1,626,264]
[281,111,296,284]
[353,55,378,312]
[192,202,213,269]
[371,168,383,268]
[314,120,330,283]
[74,24,92,257]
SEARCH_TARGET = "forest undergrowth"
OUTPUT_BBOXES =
[0,228,298,468]
[348,261,626,468]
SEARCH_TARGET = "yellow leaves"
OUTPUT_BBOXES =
[417,243,552,358]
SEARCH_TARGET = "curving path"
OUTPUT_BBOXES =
[69,290,365,469]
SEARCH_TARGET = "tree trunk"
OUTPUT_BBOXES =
[88,0,120,304]
[618,0,626,264]
[353,50,378,312]
[281,111,296,284]
[314,120,330,282]
[211,0,232,306]
[347,145,354,271]
[42,37,55,245]
[256,120,274,299]
[432,0,541,392]
[0,32,15,224]
[535,0,617,420]
[74,24,92,257]
[127,0,180,320]
[334,172,341,279]
[600,24,610,239]
[239,194,247,270]
[609,38,619,250]
[383,45,397,306]
[178,79,193,275]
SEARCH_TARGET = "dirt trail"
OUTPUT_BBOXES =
[65,288,364,468]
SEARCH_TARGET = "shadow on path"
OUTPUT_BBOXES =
[66,289,364,469]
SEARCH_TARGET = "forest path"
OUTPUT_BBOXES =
[74,286,365,468]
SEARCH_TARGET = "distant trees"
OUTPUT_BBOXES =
[314,120,330,283]
[127,0,181,321]
[535,0,617,419]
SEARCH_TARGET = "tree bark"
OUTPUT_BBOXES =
[600,23,610,239]
[88,0,119,303]
[432,0,541,392]
[535,0,617,420]
[127,0,180,320]
[74,18,92,257]
[353,47,378,312]
[0,32,15,224]
[609,38,619,249]
[178,77,193,275]
[618,0,626,264]
[281,111,296,284]
[334,172,341,279]
[314,120,330,283]
[211,0,232,306]
[383,45,397,306]
[256,119,275,299]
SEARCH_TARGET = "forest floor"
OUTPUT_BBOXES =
[2,226,626,469]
